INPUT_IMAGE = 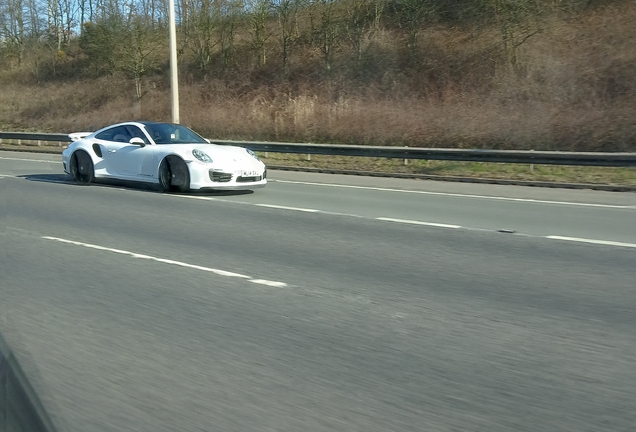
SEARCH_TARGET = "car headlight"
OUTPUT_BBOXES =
[192,149,213,163]
[246,149,260,161]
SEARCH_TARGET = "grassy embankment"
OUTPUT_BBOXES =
[0,0,634,185]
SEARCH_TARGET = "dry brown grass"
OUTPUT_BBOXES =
[1,1,634,154]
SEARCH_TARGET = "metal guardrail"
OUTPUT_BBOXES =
[0,132,71,142]
[212,139,636,167]
[2,132,636,167]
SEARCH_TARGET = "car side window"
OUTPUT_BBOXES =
[147,125,167,144]
[96,126,131,143]
[126,126,150,144]
[95,128,115,141]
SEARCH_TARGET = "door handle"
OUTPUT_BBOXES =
[108,149,116,153]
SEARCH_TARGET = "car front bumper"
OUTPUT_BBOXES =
[188,166,268,190]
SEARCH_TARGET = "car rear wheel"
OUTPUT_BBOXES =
[158,156,190,193]
[70,150,94,184]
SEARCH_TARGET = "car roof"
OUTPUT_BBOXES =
[90,121,188,137]
[139,121,179,127]
[101,121,178,129]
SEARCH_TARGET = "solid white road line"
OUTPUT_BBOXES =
[250,279,288,287]
[41,236,288,286]
[170,195,217,201]
[545,236,636,249]
[255,204,320,212]
[271,179,635,209]
[376,217,461,229]
[0,157,59,163]
[3,154,633,210]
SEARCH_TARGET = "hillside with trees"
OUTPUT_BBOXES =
[1,0,635,151]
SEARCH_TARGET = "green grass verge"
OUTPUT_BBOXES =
[258,153,636,186]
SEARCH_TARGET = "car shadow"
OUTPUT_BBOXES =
[189,189,254,197]
[18,174,256,196]
[18,173,74,184]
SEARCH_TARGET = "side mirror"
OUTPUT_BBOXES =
[130,137,146,147]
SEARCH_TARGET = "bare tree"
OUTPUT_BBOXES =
[371,0,383,30]
[217,0,243,71]
[274,0,303,77]
[480,0,543,75]
[1,0,26,65]
[247,0,271,67]
[184,0,218,74]
[26,0,44,38]
[399,0,437,63]
[79,16,122,75]
[118,3,166,100]
[310,0,340,73]
[344,0,372,62]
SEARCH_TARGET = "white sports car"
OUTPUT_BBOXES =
[62,121,267,192]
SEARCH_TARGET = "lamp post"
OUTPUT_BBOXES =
[168,0,180,123]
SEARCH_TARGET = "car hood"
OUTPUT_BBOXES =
[165,144,261,166]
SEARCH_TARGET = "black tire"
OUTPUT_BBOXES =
[158,158,172,192]
[70,150,94,184]
[158,156,190,193]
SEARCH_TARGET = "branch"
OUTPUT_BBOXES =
[513,30,539,50]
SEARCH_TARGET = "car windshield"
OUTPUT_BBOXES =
[144,123,208,145]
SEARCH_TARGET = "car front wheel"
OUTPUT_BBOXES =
[70,150,94,184]
[158,156,190,193]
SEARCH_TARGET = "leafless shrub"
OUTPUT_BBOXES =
[1,1,634,151]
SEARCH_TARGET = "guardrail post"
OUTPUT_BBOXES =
[306,154,311,161]
[530,149,535,173]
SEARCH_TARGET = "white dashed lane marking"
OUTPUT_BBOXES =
[166,194,635,250]
[41,236,288,287]
[249,279,288,288]
[2,159,633,251]
[271,179,636,209]
[254,204,320,212]
[375,217,461,229]
[545,236,636,249]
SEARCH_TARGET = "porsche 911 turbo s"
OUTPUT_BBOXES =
[62,121,267,192]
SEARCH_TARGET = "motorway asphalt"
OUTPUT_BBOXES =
[1,152,635,431]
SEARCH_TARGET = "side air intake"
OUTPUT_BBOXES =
[92,144,103,158]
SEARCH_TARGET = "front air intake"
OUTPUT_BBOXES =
[236,175,262,183]
[209,171,232,182]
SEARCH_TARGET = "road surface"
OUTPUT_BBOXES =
[1,151,635,431]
